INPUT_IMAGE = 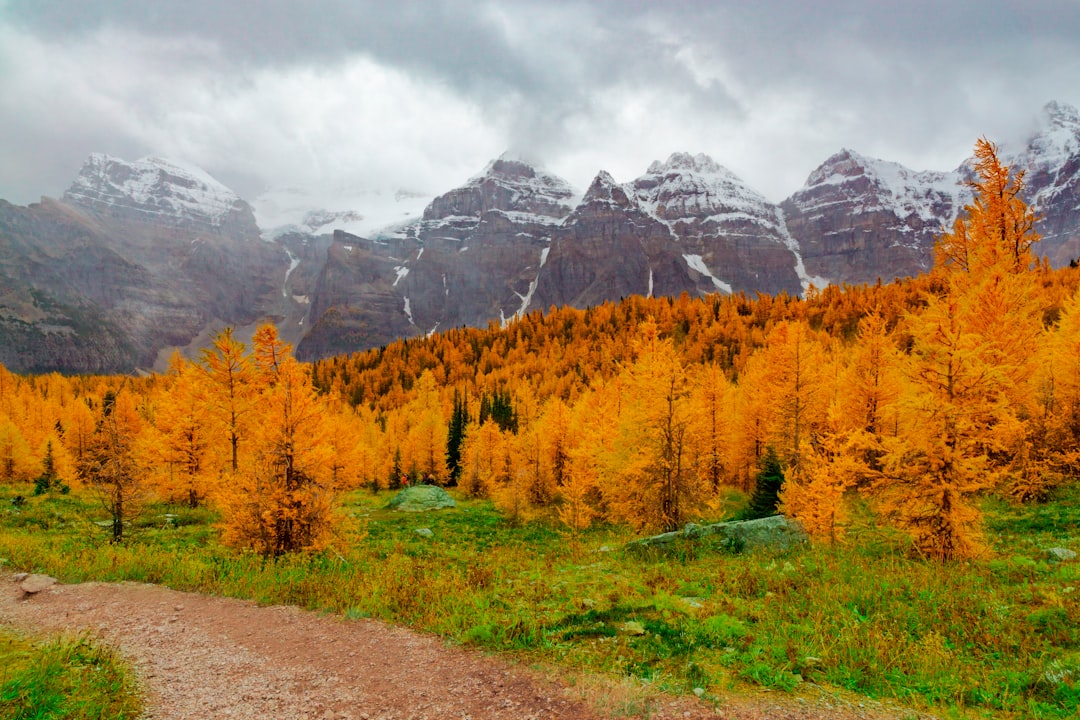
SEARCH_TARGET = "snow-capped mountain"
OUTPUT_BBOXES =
[784,102,1080,285]
[781,149,969,285]
[628,152,813,292]
[63,154,258,236]
[631,152,775,225]
[419,155,578,226]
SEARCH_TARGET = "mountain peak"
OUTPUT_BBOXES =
[1043,100,1080,129]
[632,153,771,224]
[64,153,248,228]
[422,156,576,222]
[1022,101,1080,173]
[646,152,729,178]
[581,170,633,207]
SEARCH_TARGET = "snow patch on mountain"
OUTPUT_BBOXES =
[283,250,300,297]
[775,207,830,292]
[683,254,733,294]
[513,244,551,321]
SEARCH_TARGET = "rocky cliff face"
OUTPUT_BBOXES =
[629,153,808,295]
[297,157,574,358]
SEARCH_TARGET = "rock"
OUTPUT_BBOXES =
[19,573,56,595]
[627,515,809,553]
[414,527,434,538]
[693,687,705,697]
[621,621,646,636]
[1048,547,1077,562]
[385,486,457,512]
[11,572,28,583]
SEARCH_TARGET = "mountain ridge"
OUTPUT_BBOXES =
[3,101,1080,372]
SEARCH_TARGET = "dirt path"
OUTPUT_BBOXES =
[0,575,919,720]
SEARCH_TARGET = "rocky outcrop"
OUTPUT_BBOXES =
[386,485,457,512]
[628,515,809,553]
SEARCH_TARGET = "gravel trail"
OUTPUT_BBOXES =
[0,575,924,720]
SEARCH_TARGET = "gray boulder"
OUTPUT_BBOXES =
[629,515,808,553]
[386,486,457,512]
[19,573,56,595]
[1048,547,1077,562]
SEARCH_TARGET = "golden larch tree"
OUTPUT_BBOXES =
[219,325,340,556]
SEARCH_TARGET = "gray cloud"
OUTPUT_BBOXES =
[2,0,1079,207]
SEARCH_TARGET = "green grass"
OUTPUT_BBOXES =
[0,628,142,719]
[1,483,1078,719]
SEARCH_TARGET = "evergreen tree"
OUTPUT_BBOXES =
[389,447,403,490]
[33,440,66,495]
[741,446,784,520]
[445,390,469,485]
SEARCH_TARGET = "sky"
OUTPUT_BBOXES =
[2,0,1079,212]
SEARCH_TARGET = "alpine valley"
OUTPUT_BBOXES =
[3,102,1080,374]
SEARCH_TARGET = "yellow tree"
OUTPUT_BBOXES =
[200,327,256,474]
[77,390,148,542]
[779,433,861,543]
[1026,289,1080,495]
[404,372,447,483]
[687,363,732,490]
[147,353,213,507]
[457,419,505,497]
[740,321,828,485]
[221,329,339,556]
[537,397,574,492]
[879,139,1040,559]
[561,380,620,528]
[0,415,36,483]
[603,320,704,532]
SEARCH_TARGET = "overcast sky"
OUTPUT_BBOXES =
[2,0,1079,209]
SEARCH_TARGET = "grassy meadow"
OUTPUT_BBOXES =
[0,483,1078,719]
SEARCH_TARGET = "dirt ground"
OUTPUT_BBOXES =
[0,575,929,720]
